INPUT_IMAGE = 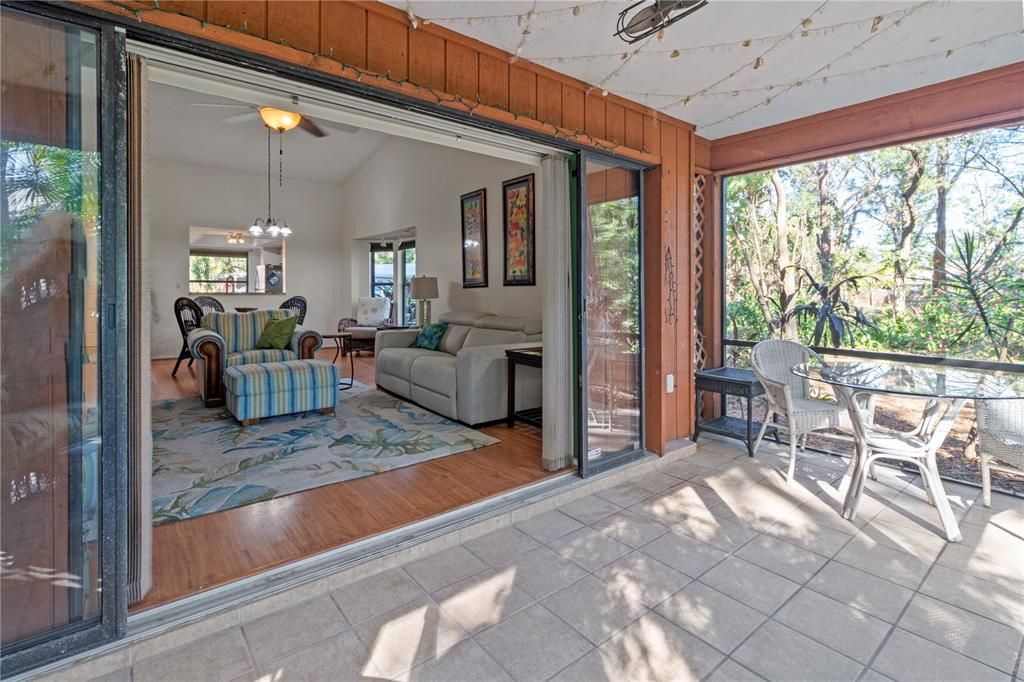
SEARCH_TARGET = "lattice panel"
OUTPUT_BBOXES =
[693,173,707,371]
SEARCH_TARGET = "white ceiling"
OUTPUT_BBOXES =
[391,0,1024,139]
[148,82,389,183]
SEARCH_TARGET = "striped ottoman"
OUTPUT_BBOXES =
[224,359,339,426]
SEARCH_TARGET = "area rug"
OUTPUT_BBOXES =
[151,382,498,525]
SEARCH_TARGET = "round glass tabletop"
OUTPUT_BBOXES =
[791,359,1024,400]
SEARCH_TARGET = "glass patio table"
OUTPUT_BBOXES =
[792,359,1024,542]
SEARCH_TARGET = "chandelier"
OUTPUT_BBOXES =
[249,125,293,239]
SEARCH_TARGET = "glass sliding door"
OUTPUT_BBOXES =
[400,241,416,325]
[578,156,644,474]
[1,6,125,674]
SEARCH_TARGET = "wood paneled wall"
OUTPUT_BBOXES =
[75,0,699,452]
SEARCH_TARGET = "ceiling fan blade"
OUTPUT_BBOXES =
[297,116,328,137]
[191,102,252,108]
[316,119,361,135]
[222,111,260,125]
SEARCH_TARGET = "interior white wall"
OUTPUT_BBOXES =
[337,136,543,321]
[148,158,346,358]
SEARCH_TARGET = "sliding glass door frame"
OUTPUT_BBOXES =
[573,151,651,478]
[1,3,128,676]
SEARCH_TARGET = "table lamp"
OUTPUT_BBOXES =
[410,276,438,327]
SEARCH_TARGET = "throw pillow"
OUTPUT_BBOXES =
[412,323,449,351]
[255,316,299,350]
[357,297,390,326]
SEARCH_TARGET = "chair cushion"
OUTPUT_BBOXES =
[410,355,457,398]
[376,348,444,380]
[463,327,527,348]
[349,326,378,340]
[226,349,297,367]
[356,297,390,326]
[201,309,294,354]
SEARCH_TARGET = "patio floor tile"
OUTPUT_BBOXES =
[897,594,1023,674]
[590,509,671,548]
[654,581,766,653]
[331,568,426,625]
[474,604,593,681]
[499,545,588,600]
[699,557,801,615]
[514,509,584,545]
[669,511,760,553]
[134,629,254,682]
[432,568,535,635]
[463,526,540,568]
[404,545,488,592]
[403,637,512,682]
[256,630,370,681]
[805,560,914,623]
[639,529,728,578]
[833,532,933,589]
[541,574,647,644]
[704,658,766,682]
[242,596,348,670]
[918,564,1024,629]
[873,628,1009,682]
[594,551,692,609]
[773,588,890,663]
[558,494,623,524]
[734,534,828,584]
[732,620,863,682]
[548,526,633,572]
[592,612,725,682]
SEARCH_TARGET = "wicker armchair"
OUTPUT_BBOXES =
[976,399,1024,507]
[279,295,308,324]
[172,297,204,377]
[751,339,851,482]
[193,295,225,315]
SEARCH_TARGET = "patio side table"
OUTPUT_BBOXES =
[694,367,777,457]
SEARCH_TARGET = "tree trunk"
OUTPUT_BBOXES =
[815,160,834,279]
[932,139,949,289]
[771,170,798,340]
[892,148,926,313]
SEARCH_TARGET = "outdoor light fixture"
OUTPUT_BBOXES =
[249,128,294,238]
[258,106,302,132]
[615,0,709,44]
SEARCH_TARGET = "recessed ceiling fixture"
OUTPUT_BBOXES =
[615,0,709,44]
[249,127,293,239]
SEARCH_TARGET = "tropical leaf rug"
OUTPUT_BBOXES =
[151,383,498,524]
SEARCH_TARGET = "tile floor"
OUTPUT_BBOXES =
[101,438,1024,681]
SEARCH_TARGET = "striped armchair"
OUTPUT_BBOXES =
[187,309,322,407]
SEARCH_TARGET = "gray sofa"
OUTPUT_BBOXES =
[375,311,542,426]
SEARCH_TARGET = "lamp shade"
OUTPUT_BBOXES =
[258,107,302,132]
[410,276,438,300]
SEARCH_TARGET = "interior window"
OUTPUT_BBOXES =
[189,251,249,294]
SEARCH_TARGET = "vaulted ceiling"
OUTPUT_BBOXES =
[391,1,1023,139]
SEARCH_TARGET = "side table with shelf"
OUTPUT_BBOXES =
[694,367,778,456]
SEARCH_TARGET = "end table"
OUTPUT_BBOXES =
[694,367,778,456]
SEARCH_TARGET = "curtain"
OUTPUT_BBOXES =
[540,155,574,471]
[127,53,153,604]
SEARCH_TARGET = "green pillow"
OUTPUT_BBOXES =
[412,322,449,351]
[256,316,299,350]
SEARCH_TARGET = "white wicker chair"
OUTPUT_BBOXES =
[976,399,1024,507]
[751,340,851,482]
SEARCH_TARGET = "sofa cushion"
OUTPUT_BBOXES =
[438,324,473,355]
[201,309,294,354]
[475,315,543,335]
[439,311,491,326]
[463,327,527,348]
[226,349,297,367]
[376,347,446,381]
[410,355,457,398]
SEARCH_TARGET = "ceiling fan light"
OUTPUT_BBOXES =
[258,106,302,132]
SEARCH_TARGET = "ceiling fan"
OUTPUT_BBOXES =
[190,98,359,137]
[615,0,709,44]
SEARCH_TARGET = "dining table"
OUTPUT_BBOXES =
[792,358,1024,542]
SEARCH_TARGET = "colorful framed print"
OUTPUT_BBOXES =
[502,173,535,286]
[460,188,488,288]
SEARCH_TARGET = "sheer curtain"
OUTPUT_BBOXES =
[127,53,153,604]
[540,154,573,471]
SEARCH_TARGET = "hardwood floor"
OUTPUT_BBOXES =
[137,349,556,612]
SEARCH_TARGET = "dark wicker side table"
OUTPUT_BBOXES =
[694,367,778,457]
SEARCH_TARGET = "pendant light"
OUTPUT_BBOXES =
[249,127,293,238]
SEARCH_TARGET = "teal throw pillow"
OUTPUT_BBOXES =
[256,316,299,350]
[412,323,449,351]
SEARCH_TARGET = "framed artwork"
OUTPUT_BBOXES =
[460,188,488,288]
[502,173,535,286]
